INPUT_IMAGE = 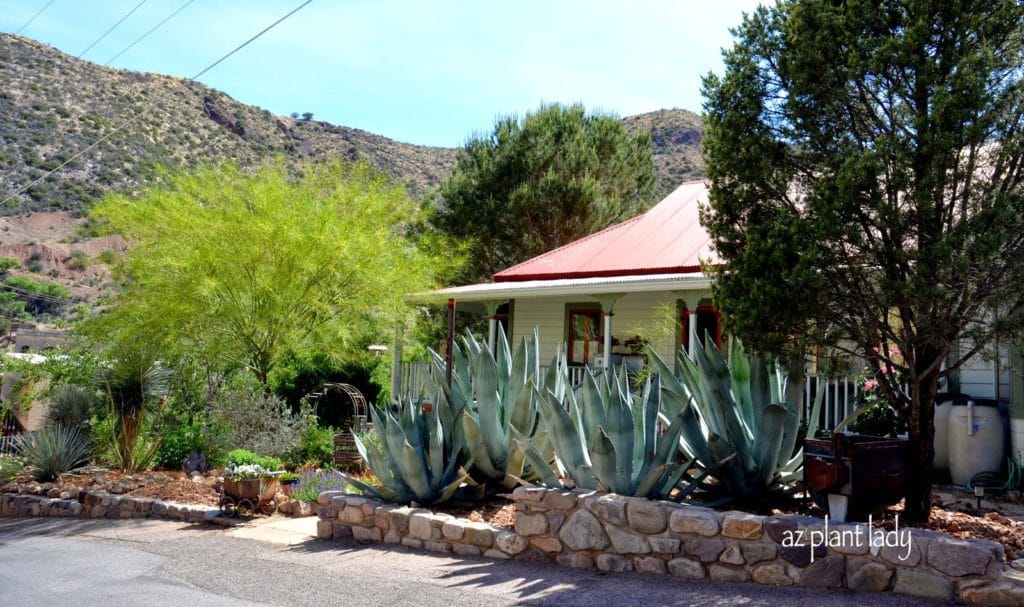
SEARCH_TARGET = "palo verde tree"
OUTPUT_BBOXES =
[86,161,461,389]
[432,103,657,282]
[701,0,1024,521]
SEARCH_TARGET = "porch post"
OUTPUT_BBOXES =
[683,294,700,358]
[483,300,502,353]
[445,298,456,389]
[390,323,403,405]
[596,294,624,374]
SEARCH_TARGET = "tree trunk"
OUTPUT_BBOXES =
[903,346,941,522]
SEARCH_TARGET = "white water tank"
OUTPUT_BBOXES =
[948,401,1004,486]
[933,397,961,471]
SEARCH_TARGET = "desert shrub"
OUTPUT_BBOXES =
[154,412,227,469]
[290,469,348,503]
[17,425,91,481]
[0,256,19,272]
[225,448,282,471]
[0,456,25,483]
[68,250,89,271]
[206,377,311,458]
[45,384,97,429]
[291,424,334,469]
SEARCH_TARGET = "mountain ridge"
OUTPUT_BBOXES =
[0,33,704,215]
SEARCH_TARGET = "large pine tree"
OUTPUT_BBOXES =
[702,0,1024,521]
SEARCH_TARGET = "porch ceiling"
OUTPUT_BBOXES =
[420,272,710,303]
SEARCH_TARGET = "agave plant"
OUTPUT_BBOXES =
[524,357,696,500]
[431,327,547,489]
[341,395,474,505]
[650,339,824,507]
[17,425,92,482]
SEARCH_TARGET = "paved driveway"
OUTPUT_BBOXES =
[0,517,945,606]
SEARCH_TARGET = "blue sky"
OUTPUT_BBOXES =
[2,0,765,147]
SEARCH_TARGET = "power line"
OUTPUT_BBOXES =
[104,0,194,66]
[78,0,147,59]
[0,0,314,209]
[0,283,77,305]
[13,0,57,35]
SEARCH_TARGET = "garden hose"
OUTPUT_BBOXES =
[964,457,1023,494]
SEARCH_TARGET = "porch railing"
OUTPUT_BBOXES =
[397,360,865,432]
[0,435,21,457]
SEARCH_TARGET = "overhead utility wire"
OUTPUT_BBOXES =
[0,283,77,305]
[78,0,148,59]
[13,0,57,35]
[0,0,314,208]
[104,0,194,66]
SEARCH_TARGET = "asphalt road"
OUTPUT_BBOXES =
[0,517,947,607]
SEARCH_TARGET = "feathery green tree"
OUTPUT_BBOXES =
[86,161,462,388]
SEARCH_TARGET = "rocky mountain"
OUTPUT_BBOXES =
[0,33,704,215]
[624,108,705,195]
[0,33,705,317]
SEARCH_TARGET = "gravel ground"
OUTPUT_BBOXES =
[0,517,953,607]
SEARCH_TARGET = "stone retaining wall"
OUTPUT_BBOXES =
[0,490,219,522]
[316,487,1024,606]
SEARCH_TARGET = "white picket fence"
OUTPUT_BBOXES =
[0,435,21,457]
[398,360,863,431]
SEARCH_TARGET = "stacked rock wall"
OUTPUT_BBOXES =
[0,490,218,522]
[316,487,1024,606]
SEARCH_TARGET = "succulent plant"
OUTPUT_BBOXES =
[650,339,824,507]
[341,395,474,505]
[17,425,92,482]
[181,451,208,475]
[525,357,697,500]
[431,327,547,489]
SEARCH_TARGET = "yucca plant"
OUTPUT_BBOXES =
[524,356,696,500]
[98,345,171,472]
[431,327,547,489]
[45,384,97,430]
[17,425,92,481]
[650,339,824,508]
[341,394,474,505]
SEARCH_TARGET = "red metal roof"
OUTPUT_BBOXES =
[493,181,719,282]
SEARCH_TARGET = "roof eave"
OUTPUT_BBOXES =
[415,272,711,303]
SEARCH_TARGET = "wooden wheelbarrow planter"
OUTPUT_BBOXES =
[219,476,280,518]
[803,433,911,522]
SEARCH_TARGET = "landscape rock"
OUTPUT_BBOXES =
[741,542,777,564]
[846,558,893,593]
[798,554,844,588]
[626,499,667,534]
[893,569,954,601]
[648,537,680,554]
[606,524,651,554]
[667,557,705,580]
[633,556,667,574]
[558,509,610,551]
[721,512,764,540]
[708,564,750,583]
[752,563,792,586]
[927,537,995,577]
[959,582,1024,606]
[683,536,726,563]
[514,513,548,536]
[583,494,627,526]
[669,508,719,536]
[543,491,578,510]
[596,554,632,573]
[495,530,529,555]
[557,553,594,569]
